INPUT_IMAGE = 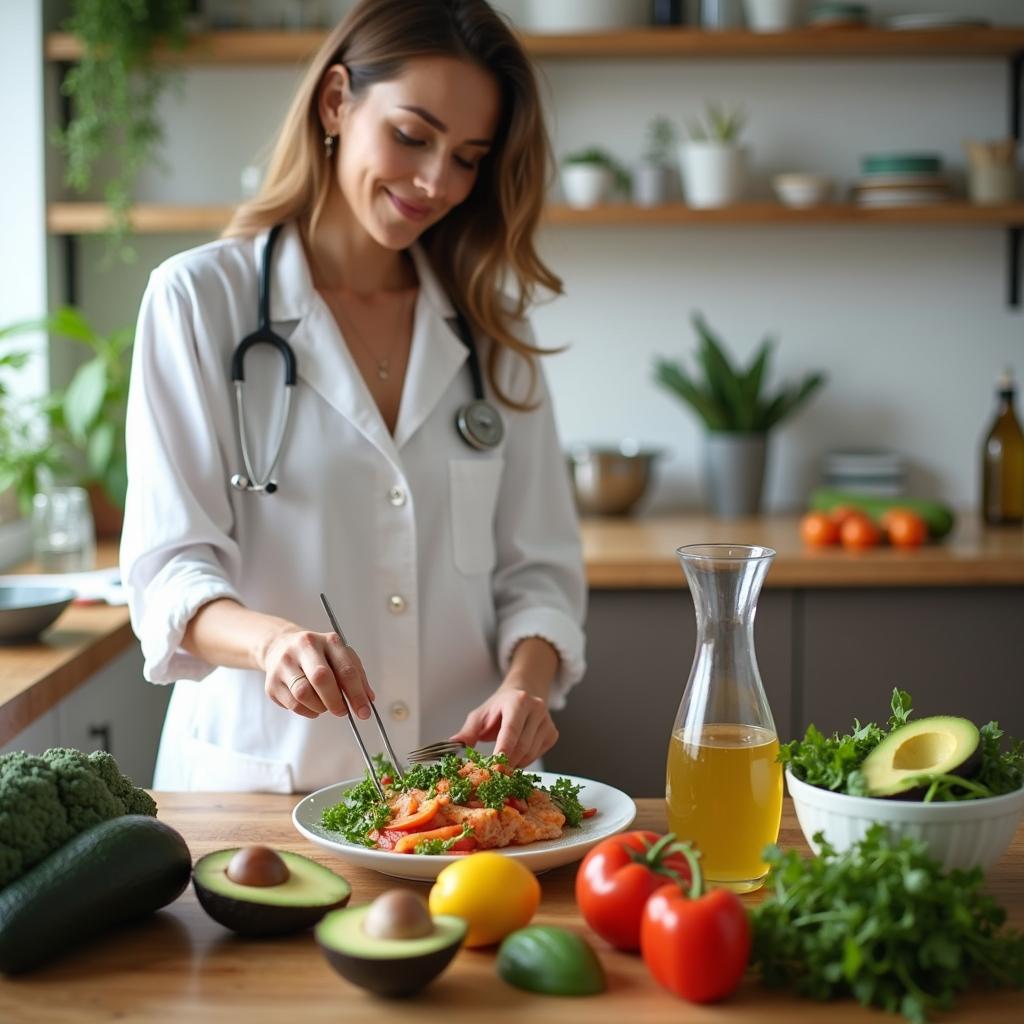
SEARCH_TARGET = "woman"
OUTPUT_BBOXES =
[120,0,586,792]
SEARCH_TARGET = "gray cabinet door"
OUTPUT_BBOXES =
[549,588,793,797]
[798,588,1024,738]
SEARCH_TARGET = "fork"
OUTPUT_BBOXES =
[405,740,465,764]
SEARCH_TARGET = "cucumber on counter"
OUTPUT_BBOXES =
[0,815,191,973]
[809,487,956,539]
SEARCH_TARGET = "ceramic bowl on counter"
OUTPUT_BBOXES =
[772,173,834,208]
[0,586,75,644]
[566,444,661,516]
[786,768,1024,873]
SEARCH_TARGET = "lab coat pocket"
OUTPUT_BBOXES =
[449,457,504,575]
[182,735,295,793]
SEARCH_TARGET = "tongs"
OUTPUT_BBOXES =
[319,592,406,801]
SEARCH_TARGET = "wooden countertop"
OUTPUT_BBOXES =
[0,794,1019,1022]
[579,513,1024,588]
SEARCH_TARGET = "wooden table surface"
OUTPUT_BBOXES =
[0,795,1020,1023]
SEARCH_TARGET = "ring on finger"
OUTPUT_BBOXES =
[288,673,308,688]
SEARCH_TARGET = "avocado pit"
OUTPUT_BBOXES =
[226,845,290,887]
[362,889,434,940]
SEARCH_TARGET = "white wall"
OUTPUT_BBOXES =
[50,0,1024,512]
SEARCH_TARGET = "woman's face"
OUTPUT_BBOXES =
[331,56,501,250]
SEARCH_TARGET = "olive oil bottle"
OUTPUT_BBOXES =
[981,368,1024,525]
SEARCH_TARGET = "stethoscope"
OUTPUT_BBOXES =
[229,223,504,495]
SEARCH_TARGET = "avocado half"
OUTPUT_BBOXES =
[316,904,467,997]
[192,848,351,936]
[861,715,981,798]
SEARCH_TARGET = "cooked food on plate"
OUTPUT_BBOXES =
[320,750,594,855]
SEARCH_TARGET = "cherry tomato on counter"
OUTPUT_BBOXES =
[882,508,928,549]
[575,831,693,951]
[640,844,751,1004]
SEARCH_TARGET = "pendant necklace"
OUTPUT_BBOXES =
[329,290,416,382]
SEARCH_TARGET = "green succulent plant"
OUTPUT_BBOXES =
[686,101,747,144]
[562,147,633,193]
[654,313,825,433]
[643,115,677,164]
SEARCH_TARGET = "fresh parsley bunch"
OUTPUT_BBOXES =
[751,825,1024,1023]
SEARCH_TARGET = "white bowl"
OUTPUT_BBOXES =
[772,173,833,208]
[786,768,1024,873]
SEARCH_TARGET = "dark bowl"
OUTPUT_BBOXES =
[0,587,76,644]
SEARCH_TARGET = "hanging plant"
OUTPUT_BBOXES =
[53,0,191,263]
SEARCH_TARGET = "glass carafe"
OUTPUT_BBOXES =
[666,544,782,893]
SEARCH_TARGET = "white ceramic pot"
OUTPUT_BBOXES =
[522,0,648,33]
[632,162,674,207]
[680,142,747,208]
[561,164,614,208]
[743,0,802,31]
[787,769,1024,873]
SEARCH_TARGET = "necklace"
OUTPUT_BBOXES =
[325,288,417,382]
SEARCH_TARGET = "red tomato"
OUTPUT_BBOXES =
[640,882,751,1003]
[840,513,882,550]
[882,508,928,549]
[575,832,693,951]
[827,504,861,528]
[800,511,840,547]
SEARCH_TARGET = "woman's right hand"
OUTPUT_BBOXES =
[259,626,375,720]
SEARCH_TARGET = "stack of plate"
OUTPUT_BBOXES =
[821,449,907,497]
[852,153,951,208]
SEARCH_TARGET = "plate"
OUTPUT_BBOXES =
[292,771,637,880]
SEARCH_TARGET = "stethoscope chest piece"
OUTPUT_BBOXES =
[456,398,504,451]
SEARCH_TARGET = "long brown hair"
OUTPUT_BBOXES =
[223,0,561,408]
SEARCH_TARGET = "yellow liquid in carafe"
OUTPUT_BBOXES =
[666,723,783,893]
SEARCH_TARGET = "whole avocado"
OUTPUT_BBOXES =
[497,926,606,996]
[0,747,157,888]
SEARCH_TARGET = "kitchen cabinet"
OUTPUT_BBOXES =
[557,584,1024,796]
[0,645,170,786]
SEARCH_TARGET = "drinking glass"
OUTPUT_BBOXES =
[666,544,782,892]
[32,486,96,572]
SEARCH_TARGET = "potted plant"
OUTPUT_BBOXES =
[653,312,825,518]
[679,101,748,209]
[633,115,678,207]
[560,148,632,209]
[0,309,132,536]
[744,0,802,32]
[53,0,190,263]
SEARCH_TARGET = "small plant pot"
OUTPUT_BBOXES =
[703,432,767,518]
[561,164,614,208]
[680,142,747,209]
[632,162,674,207]
[743,0,802,31]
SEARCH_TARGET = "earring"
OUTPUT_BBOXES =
[324,133,336,159]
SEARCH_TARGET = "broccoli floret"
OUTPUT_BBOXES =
[0,747,156,888]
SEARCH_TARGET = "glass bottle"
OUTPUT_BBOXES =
[981,368,1024,525]
[666,544,782,893]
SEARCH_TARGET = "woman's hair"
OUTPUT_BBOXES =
[224,0,561,408]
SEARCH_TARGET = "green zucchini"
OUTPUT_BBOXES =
[0,814,191,973]
[809,487,956,539]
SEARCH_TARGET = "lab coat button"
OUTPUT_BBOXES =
[389,701,409,721]
[387,486,407,507]
[388,594,406,613]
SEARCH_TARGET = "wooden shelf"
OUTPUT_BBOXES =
[46,200,1024,235]
[44,27,1024,65]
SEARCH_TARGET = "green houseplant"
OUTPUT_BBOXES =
[634,116,678,207]
[679,101,749,208]
[561,147,632,208]
[0,310,133,529]
[54,0,190,263]
[654,313,825,517]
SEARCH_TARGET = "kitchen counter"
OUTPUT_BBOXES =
[580,513,1024,588]
[0,794,1020,1022]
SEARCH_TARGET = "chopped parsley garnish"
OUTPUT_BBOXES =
[414,823,474,855]
[319,747,589,848]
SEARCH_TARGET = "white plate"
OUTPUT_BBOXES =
[292,772,637,881]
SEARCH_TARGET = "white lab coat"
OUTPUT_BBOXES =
[120,222,586,793]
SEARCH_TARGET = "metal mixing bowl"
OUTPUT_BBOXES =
[566,445,661,516]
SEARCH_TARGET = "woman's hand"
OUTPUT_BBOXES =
[259,626,375,720]
[450,682,558,769]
